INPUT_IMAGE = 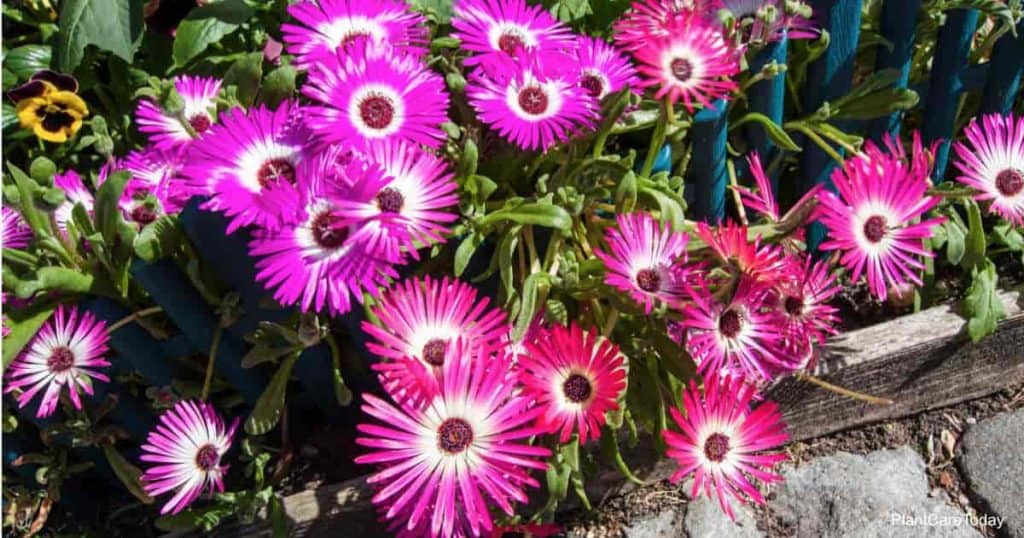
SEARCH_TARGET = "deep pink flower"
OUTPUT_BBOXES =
[120,145,189,223]
[303,39,449,151]
[2,207,31,249]
[572,35,639,102]
[451,0,574,65]
[695,221,787,285]
[733,152,823,228]
[773,254,840,351]
[817,133,945,301]
[355,343,550,538]
[614,0,710,52]
[282,0,428,69]
[52,169,95,236]
[664,373,789,520]
[518,322,627,444]
[953,113,1024,226]
[140,400,239,515]
[136,75,221,149]
[4,305,110,418]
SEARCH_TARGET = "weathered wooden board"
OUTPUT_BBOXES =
[234,290,1024,537]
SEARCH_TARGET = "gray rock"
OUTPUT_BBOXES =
[684,491,763,538]
[622,509,684,538]
[771,447,981,538]
[959,408,1024,537]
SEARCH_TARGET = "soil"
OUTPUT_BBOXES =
[561,384,1024,538]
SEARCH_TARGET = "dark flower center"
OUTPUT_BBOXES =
[784,295,804,317]
[718,309,742,338]
[40,110,75,132]
[580,74,604,98]
[517,86,549,115]
[130,204,158,225]
[421,338,448,366]
[995,168,1024,197]
[257,158,296,188]
[358,94,395,130]
[195,444,220,471]
[46,346,75,373]
[310,211,349,249]
[437,418,474,454]
[635,268,662,292]
[703,432,731,462]
[188,114,211,134]
[562,373,593,403]
[375,187,404,213]
[498,32,525,54]
[862,215,888,243]
[670,58,693,83]
[339,30,372,49]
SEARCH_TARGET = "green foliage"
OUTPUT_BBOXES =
[963,260,1005,342]
[56,0,144,71]
[172,0,254,69]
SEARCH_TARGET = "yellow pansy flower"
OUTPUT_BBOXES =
[8,71,89,143]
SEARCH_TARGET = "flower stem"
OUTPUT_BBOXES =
[200,325,224,402]
[640,99,670,177]
[796,372,894,406]
[107,306,163,334]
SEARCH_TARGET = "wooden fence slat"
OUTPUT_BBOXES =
[979,20,1024,115]
[86,297,189,385]
[691,99,728,222]
[747,36,788,188]
[867,0,924,141]
[922,8,979,181]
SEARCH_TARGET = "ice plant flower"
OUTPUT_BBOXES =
[720,0,818,45]
[303,39,449,151]
[8,70,88,143]
[595,212,692,313]
[2,206,32,249]
[121,145,190,217]
[773,255,840,350]
[680,279,796,381]
[140,400,239,515]
[953,113,1024,226]
[136,75,221,149]
[572,35,639,102]
[694,221,787,285]
[282,0,428,69]
[355,343,550,538]
[52,169,97,236]
[249,148,398,316]
[3,305,110,418]
[518,322,627,443]
[183,100,310,233]
[631,12,740,112]
[362,276,509,408]
[452,0,574,65]
[664,374,789,520]
[466,50,596,151]
[614,0,706,51]
[817,135,945,301]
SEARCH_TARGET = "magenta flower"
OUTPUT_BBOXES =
[773,254,840,351]
[451,0,573,65]
[120,146,189,224]
[613,0,704,52]
[140,400,239,515]
[52,169,96,236]
[518,322,627,444]
[680,278,795,382]
[282,0,428,69]
[664,374,789,520]
[303,39,449,151]
[466,50,597,151]
[817,134,945,301]
[249,148,399,316]
[694,221,787,285]
[572,36,639,101]
[733,152,823,228]
[183,100,310,234]
[136,75,221,149]
[2,207,31,249]
[721,0,818,44]
[595,212,692,313]
[953,113,1024,226]
[355,343,550,538]
[631,11,740,112]
[4,305,110,418]
[362,276,509,408]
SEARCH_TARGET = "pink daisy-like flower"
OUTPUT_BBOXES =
[282,0,428,69]
[572,36,639,102]
[773,254,840,349]
[355,343,550,538]
[451,0,574,65]
[362,276,509,408]
[614,0,708,52]
[335,140,458,259]
[136,75,221,149]
[681,279,795,381]
[953,113,1024,226]
[595,212,692,313]
[518,322,627,444]
[52,169,96,235]
[120,146,189,224]
[720,0,818,44]
[733,152,824,228]
[303,39,449,151]
[2,206,32,249]
[140,400,239,515]
[664,373,789,520]
[3,305,110,418]
[183,100,310,233]
[249,148,399,316]
[818,134,945,301]
[632,12,740,112]
[694,221,788,285]
[466,50,597,151]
